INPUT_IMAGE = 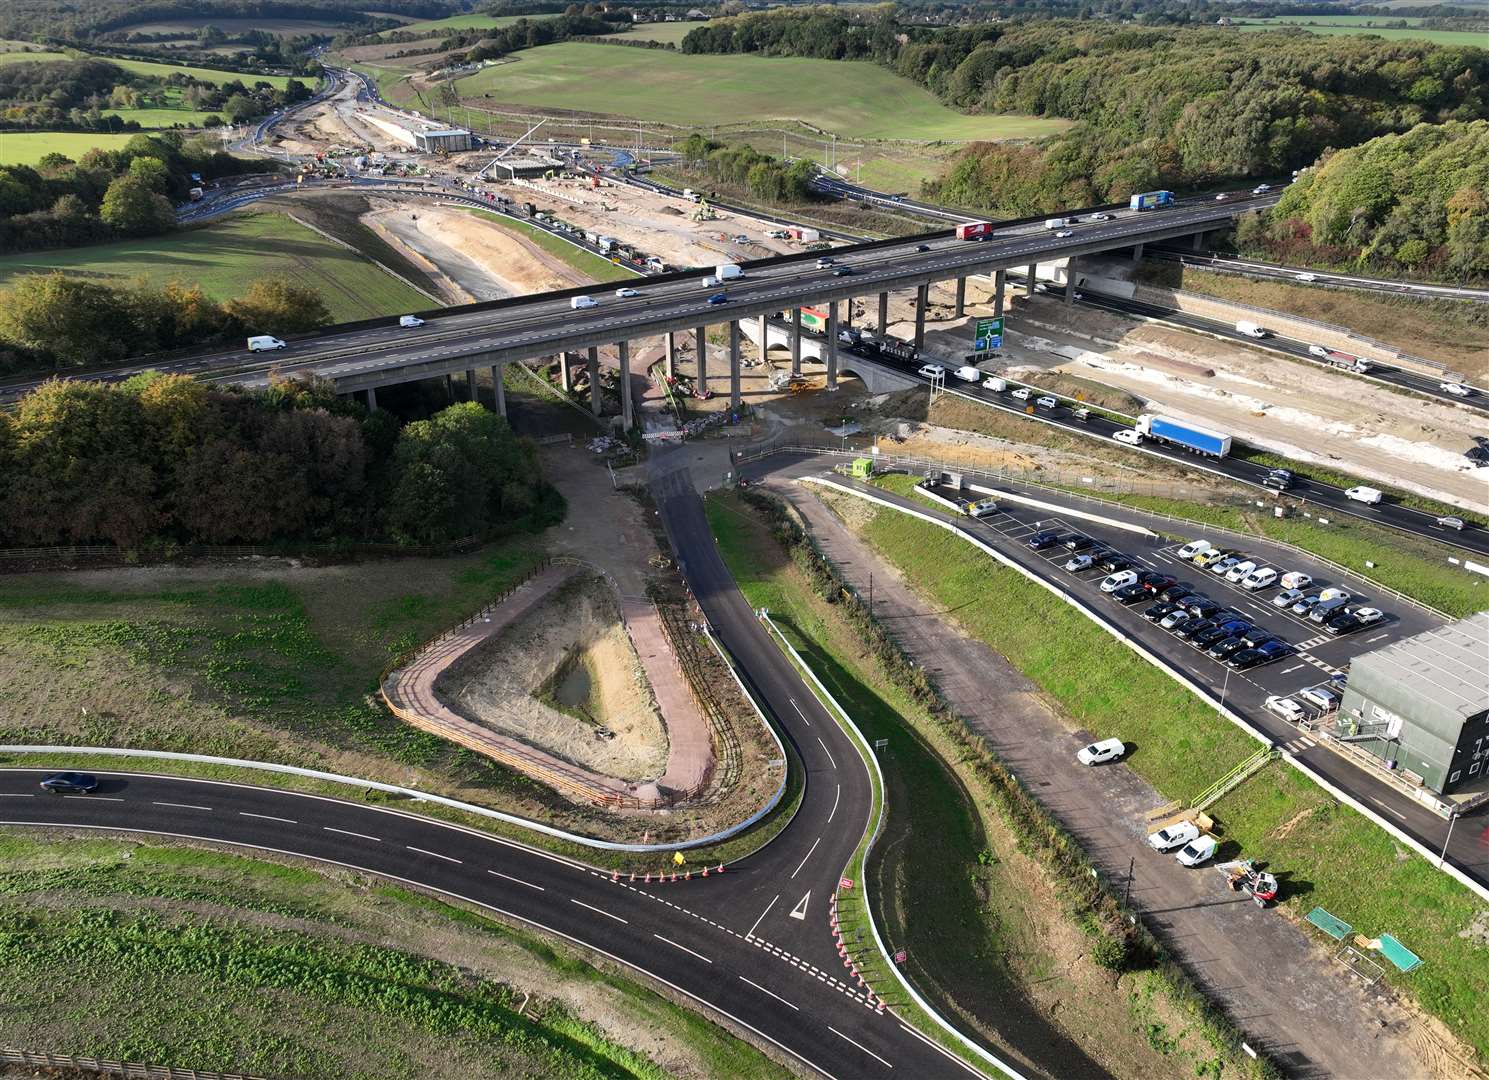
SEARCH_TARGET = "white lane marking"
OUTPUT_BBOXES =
[829,1025,894,1069]
[1371,798,1408,821]
[323,826,382,842]
[746,894,779,939]
[240,811,297,824]
[828,783,841,824]
[489,869,544,891]
[153,801,213,811]
[653,932,713,964]
[816,737,838,770]
[571,897,628,923]
[791,835,822,879]
[63,795,124,801]
[789,698,811,727]
[740,975,800,1011]
[895,1022,990,1077]
[789,891,810,921]
[1364,633,1390,644]
[405,845,461,864]
[1278,663,1306,675]
[0,793,35,798]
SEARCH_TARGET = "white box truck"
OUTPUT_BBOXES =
[1044,217,1070,229]
[715,263,743,281]
[1236,320,1269,338]
[247,335,286,351]
[682,189,701,202]
[1345,486,1383,505]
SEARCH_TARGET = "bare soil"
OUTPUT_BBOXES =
[438,573,669,783]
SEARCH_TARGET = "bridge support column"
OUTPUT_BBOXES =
[877,291,889,334]
[463,368,475,401]
[444,372,455,401]
[993,269,1006,317]
[1131,242,1144,262]
[913,283,928,351]
[587,346,601,416]
[694,326,707,394]
[826,302,839,391]
[618,340,633,430]
[491,365,505,418]
[728,321,742,413]
[1064,258,1078,306]
[1026,263,1038,297]
[843,297,853,330]
[664,331,676,381]
[365,386,377,411]
[559,352,572,394]
[954,276,966,318]
[790,309,802,376]
[758,313,769,365]
[1191,231,1205,252]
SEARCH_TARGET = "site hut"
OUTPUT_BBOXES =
[1336,611,1489,796]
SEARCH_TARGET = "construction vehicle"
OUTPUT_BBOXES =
[1215,860,1278,907]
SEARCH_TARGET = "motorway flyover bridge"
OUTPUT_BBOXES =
[0,193,1279,427]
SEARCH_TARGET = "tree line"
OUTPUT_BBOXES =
[0,373,563,550]
[682,11,1489,219]
[0,132,260,255]
[0,0,454,42]
[677,134,817,205]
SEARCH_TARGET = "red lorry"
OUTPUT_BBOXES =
[955,221,994,241]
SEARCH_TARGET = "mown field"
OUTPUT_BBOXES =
[0,211,428,321]
[1236,17,1489,44]
[105,56,296,89]
[0,131,140,164]
[456,43,1071,142]
[603,21,710,45]
[0,831,786,1080]
[381,12,558,38]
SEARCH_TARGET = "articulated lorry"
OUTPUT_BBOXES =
[1136,414,1232,457]
[956,221,994,241]
[1128,190,1174,211]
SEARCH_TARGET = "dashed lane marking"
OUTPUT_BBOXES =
[0,793,35,798]
[653,932,713,964]
[240,811,297,824]
[828,783,841,824]
[791,836,822,879]
[489,869,544,891]
[323,826,381,842]
[816,737,838,770]
[153,801,212,811]
[405,845,461,864]
[62,795,124,801]
[740,975,800,1011]
[829,1025,894,1069]
[789,698,812,727]
[571,897,628,923]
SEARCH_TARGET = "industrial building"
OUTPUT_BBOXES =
[416,127,473,154]
[1336,611,1489,795]
[355,111,472,154]
[485,155,564,180]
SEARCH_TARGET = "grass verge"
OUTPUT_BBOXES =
[467,209,639,283]
[0,829,789,1080]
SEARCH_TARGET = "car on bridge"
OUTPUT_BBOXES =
[707,293,729,306]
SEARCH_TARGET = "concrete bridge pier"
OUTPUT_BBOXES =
[954,276,966,318]
[826,302,839,391]
[843,297,853,329]
[694,326,707,394]
[913,283,928,351]
[1026,263,1038,297]
[993,269,1006,317]
[559,352,572,394]
[587,346,601,416]
[664,331,676,380]
[1065,258,1079,305]
[365,386,377,411]
[1192,231,1205,252]
[790,309,802,376]
[618,340,633,429]
[758,313,769,364]
[1132,242,1144,261]
[444,372,455,401]
[728,321,741,412]
[877,291,889,334]
[491,364,505,418]
[466,368,478,400]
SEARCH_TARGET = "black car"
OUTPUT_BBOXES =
[1027,530,1062,550]
[1194,621,1250,648]
[1206,636,1254,660]
[1239,626,1275,647]
[1262,469,1294,491]
[1112,583,1150,604]
[1062,534,1093,551]
[915,244,931,253]
[1098,553,1132,573]
[1324,613,1367,636]
[39,771,99,794]
[1142,601,1178,623]
[832,266,854,277]
[1184,597,1220,619]
[1227,647,1271,670]
[1175,617,1220,641]
[1158,584,1193,604]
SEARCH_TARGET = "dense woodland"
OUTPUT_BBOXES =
[676,134,817,204]
[0,375,562,549]
[0,132,262,253]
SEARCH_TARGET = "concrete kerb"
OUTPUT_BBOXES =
[756,613,1021,1080]
[800,478,1489,903]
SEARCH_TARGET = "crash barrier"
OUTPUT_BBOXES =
[0,1047,265,1080]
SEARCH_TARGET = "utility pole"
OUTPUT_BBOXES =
[868,572,874,614]
[1123,856,1135,905]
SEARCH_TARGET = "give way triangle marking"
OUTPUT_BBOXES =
[789,891,810,921]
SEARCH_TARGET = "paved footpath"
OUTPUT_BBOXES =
[775,477,1442,1080]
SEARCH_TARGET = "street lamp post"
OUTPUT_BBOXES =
[1440,811,1459,869]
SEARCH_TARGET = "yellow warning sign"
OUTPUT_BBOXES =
[672,851,686,866]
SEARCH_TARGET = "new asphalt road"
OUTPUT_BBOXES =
[1149,247,1489,304]
[1,463,1006,1080]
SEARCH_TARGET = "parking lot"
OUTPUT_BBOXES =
[921,479,1444,746]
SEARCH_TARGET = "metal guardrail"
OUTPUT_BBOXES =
[734,441,1453,620]
[0,1047,266,1080]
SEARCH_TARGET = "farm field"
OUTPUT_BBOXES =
[603,21,710,45]
[0,211,428,322]
[104,105,217,127]
[381,12,558,38]
[109,16,353,35]
[0,131,138,164]
[457,44,1071,142]
[1236,17,1489,44]
[105,56,296,89]
[0,46,70,64]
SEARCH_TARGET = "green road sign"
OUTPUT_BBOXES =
[973,316,1004,352]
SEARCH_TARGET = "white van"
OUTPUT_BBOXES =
[953,366,982,383]
[983,376,1008,392]
[1241,567,1278,591]
[1176,539,1213,561]
[1100,570,1139,593]
[571,295,598,309]
[247,335,286,352]
[399,315,425,328]
[1280,571,1312,590]
[1346,486,1383,505]
[1317,586,1351,603]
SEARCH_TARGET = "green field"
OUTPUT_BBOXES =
[0,131,140,164]
[603,21,710,45]
[104,106,217,127]
[383,12,558,38]
[456,44,1071,142]
[0,48,70,64]
[105,56,296,89]
[1236,17,1489,44]
[0,211,428,321]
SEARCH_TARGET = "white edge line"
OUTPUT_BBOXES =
[323,826,382,842]
[897,1023,988,1078]
[405,845,461,864]
[829,1024,893,1069]
[239,811,296,824]
[570,897,627,923]
[816,736,838,770]
[153,801,213,811]
[0,821,840,1080]
[653,932,713,964]
[740,974,799,1011]
[489,869,544,891]
[828,783,841,824]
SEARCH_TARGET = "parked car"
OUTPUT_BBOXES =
[1239,626,1275,647]
[1098,553,1132,573]
[1209,555,1244,577]
[1158,584,1193,604]
[1147,820,1201,852]
[1240,567,1278,591]
[1224,560,1259,583]
[1159,609,1194,631]
[1299,686,1341,713]
[1176,835,1219,867]
[1308,596,1351,623]
[1112,583,1151,604]
[1064,554,1095,572]
[1175,617,1219,641]
[1143,601,1179,623]
[39,772,99,794]
[1194,621,1250,648]
[1206,636,1254,661]
[1280,571,1313,591]
[1184,597,1221,619]
[1290,594,1322,617]
[1273,587,1306,609]
[1228,646,1274,670]
[1101,570,1140,593]
[1176,539,1213,561]
[1027,530,1062,550]
[1265,696,1307,723]
[1077,738,1126,765]
[1193,549,1231,569]
[1063,534,1093,551]
[1318,586,1351,603]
